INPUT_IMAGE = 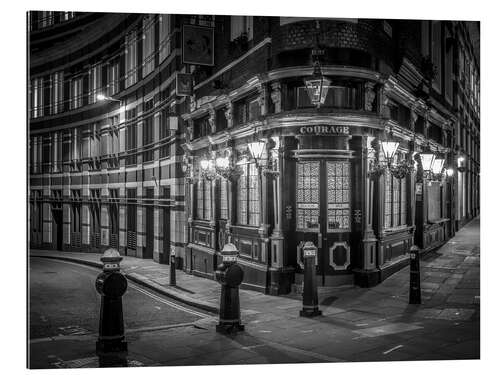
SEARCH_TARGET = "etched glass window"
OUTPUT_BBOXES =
[237,162,260,226]
[220,178,228,220]
[384,171,407,228]
[296,161,320,231]
[326,161,350,231]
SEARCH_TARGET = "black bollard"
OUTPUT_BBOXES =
[215,243,245,334]
[409,245,422,304]
[300,241,322,317]
[169,248,176,286]
[95,248,128,356]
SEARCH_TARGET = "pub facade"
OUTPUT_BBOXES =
[181,17,465,293]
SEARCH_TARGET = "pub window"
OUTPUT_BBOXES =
[326,161,351,231]
[431,21,442,93]
[237,161,260,226]
[297,85,359,109]
[296,161,320,231]
[234,95,260,126]
[427,181,442,222]
[193,115,211,139]
[196,178,212,221]
[384,166,407,228]
[125,31,138,88]
[220,178,228,220]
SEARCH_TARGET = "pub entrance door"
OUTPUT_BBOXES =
[296,159,352,285]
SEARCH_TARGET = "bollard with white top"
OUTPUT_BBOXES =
[215,243,245,334]
[300,241,322,317]
[95,248,128,356]
[169,248,176,286]
[409,245,422,304]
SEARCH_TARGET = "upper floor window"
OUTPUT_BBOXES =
[142,16,156,77]
[193,115,211,139]
[62,11,74,21]
[31,78,44,118]
[159,15,171,62]
[107,60,120,96]
[89,64,102,104]
[125,31,138,88]
[431,21,442,93]
[297,85,360,110]
[230,16,253,41]
[50,72,64,115]
[70,77,83,110]
[40,11,54,28]
[234,96,260,126]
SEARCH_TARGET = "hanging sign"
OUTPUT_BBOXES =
[297,125,350,135]
[182,25,215,66]
[176,73,193,96]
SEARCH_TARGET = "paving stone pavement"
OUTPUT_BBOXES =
[30,217,480,364]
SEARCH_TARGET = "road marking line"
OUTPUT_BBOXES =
[38,257,212,319]
[383,344,404,355]
[129,284,211,319]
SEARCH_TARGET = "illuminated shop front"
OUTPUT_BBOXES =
[182,66,454,293]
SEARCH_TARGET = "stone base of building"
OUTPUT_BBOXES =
[352,268,381,288]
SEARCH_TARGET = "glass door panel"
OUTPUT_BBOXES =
[326,161,351,232]
[296,161,320,232]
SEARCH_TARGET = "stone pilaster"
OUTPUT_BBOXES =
[270,82,282,114]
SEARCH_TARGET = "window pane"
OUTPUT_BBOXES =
[296,161,320,230]
[327,161,351,231]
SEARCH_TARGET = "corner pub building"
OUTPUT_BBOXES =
[29,13,480,295]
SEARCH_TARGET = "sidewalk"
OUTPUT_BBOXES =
[30,217,480,363]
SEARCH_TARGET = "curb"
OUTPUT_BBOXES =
[31,254,219,315]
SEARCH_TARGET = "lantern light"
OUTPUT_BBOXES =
[304,61,331,108]
[248,141,266,161]
[420,152,436,172]
[380,141,400,165]
[445,168,454,177]
[200,158,210,171]
[215,156,230,169]
[431,158,445,175]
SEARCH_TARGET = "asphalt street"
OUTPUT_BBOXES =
[28,257,212,368]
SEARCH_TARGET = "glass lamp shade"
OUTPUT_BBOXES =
[420,152,436,172]
[431,158,445,174]
[200,158,210,171]
[248,141,266,161]
[380,141,400,163]
[304,76,331,107]
[215,156,230,169]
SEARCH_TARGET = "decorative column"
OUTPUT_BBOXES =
[364,82,376,112]
[258,84,268,116]
[208,107,216,134]
[270,143,284,269]
[224,103,233,129]
[355,136,379,286]
[270,82,282,114]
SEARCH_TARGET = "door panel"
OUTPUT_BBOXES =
[296,159,352,285]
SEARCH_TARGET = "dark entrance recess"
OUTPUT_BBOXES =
[160,186,171,264]
[51,190,63,251]
[144,187,154,259]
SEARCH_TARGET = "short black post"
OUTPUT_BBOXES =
[169,248,176,286]
[215,243,245,334]
[300,241,322,317]
[95,248,128,359]
[409,245,422,304]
